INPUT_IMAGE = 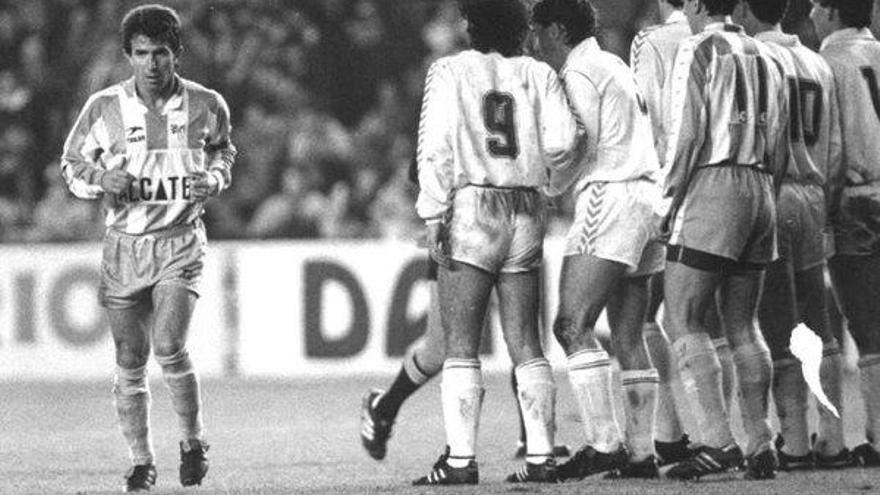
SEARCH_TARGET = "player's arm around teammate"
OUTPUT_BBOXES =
[531,0,667,481]
[60,4,234,491]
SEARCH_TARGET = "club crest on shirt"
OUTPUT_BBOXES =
[126,126,145,143]
[170,124,186,137]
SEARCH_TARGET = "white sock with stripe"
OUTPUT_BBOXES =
[816,341,845,455]
[713,337,736,411]
[568,348,622,453]
[772,357,809,456]
[858,354,880,451]
[733,339,773,455]
[643,322,684,443]
[441,359,484,468]
[515,358,556,464]
[621,368,659,462]
[113,365,154,465]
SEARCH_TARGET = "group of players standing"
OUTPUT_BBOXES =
[360,0,880,485]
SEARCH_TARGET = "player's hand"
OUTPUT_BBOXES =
[100,168,135,195]
[190,170,219,201]
[426,220,452,269]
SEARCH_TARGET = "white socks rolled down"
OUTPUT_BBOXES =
[156,349,204,442]
[568,349,623,453]
[773,357,809,456]
[673,333,735,449]
[816,342,845,455]
[858,354,880,451]
[733,339,773,455]
[514,358,556,464]
[113,365,154,465]
[643,322,684,443]
[442,359,484,467]
[621,369,659,462]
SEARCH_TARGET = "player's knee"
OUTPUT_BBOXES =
[115,341,149,369]
[152,338,186,362]
[155,347,193,374]
[113,364,148,396]
[553,315,580,351]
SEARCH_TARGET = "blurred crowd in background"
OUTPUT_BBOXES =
[0,0,841,243]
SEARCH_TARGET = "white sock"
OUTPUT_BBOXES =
[568,349,622,453]
[858,354,880,451]
[713,337,736,411]
[816,342,845,455]
[773,357,809,456]
[515,358,556,464]
[673,333,735,449]
[643,322,684,443]
[156,349,204,441]
[733,340,773,455]
[113,365,154,465]
[441,359,484,467]
[621,368,659,461]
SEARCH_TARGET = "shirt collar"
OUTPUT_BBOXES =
[820,27,876,51]
[704,21,743,34]
[122,75,185,113]
[564,36,599,70]
[755,30,801,48]
[666,10,687,25]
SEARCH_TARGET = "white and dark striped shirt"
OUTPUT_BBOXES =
[415,50,579,221]
[664,22,788,200]
[61,76,235,234]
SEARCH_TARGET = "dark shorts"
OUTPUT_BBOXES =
[99,221,206,309]
[777,182,831,271]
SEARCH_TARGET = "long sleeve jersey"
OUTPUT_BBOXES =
[756,31,841,188]
[61,76,235,234]
[664,23,788,202]
[819,28,880,188]
[548,37,660,197]
[415,50,579,221]
[630,10,692,165]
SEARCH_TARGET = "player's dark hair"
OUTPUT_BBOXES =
[700,0,739,16]
[532,0,597,46]
[668,0,685,8]
[458,0,529,57]
[121,4,182,55]
[745,0,789,24]
[817,0,872,28]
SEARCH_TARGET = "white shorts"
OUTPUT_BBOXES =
[564,179,664,277]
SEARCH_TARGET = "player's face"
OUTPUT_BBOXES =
[127,34,177,97]
[809,1,833,40]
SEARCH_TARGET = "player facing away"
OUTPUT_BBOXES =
[629,0,701,465]
[412,0,580,485]
[531,0,667,480]
[60,4,235,491]
[660,0,789,480]
[736,0,852,471]
[812,0,880,467]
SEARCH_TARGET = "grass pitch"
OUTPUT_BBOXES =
[2,372,879,494]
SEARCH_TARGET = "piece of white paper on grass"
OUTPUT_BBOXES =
[789,323,840,419]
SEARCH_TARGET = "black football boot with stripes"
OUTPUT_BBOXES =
[556,445,629,481]
[412,446,478,486]
[123,464,157,492]
[666,443,745,480]
[505,458,559,483]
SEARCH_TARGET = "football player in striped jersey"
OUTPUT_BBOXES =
[660,0,788,480]
[736,0,851,471]
[531,0,667,480]
[812,0,880,467]
[60,5,234,491]
[412,0,580,485]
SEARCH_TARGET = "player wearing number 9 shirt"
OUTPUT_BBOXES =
[811,0,880,467]
[413,0,579,486]
[735,0,849,471]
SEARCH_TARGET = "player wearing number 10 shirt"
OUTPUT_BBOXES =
[811,0,880,467]
[413,0,579,486]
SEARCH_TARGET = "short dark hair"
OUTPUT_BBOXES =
[458,0,530,57]
[817,0,872,28]
[700,0,740,16]
[668,0,685,8]
[121,4,182,55]
[745,0,789,24]
[532,0,597,46]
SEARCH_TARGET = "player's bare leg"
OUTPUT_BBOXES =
[642,272,690,464]
[553,254,629,480]
[705,299,735,412]
[497,269,559,482]
[110,302,156,491]
[663,261,745,480]
[829,254,880,466]
[607,274,660,478]
[718,269,776,478]
[758,258,811,468]
[362,281,444,460]
[151,285,209,487]
[413,261,491,485]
